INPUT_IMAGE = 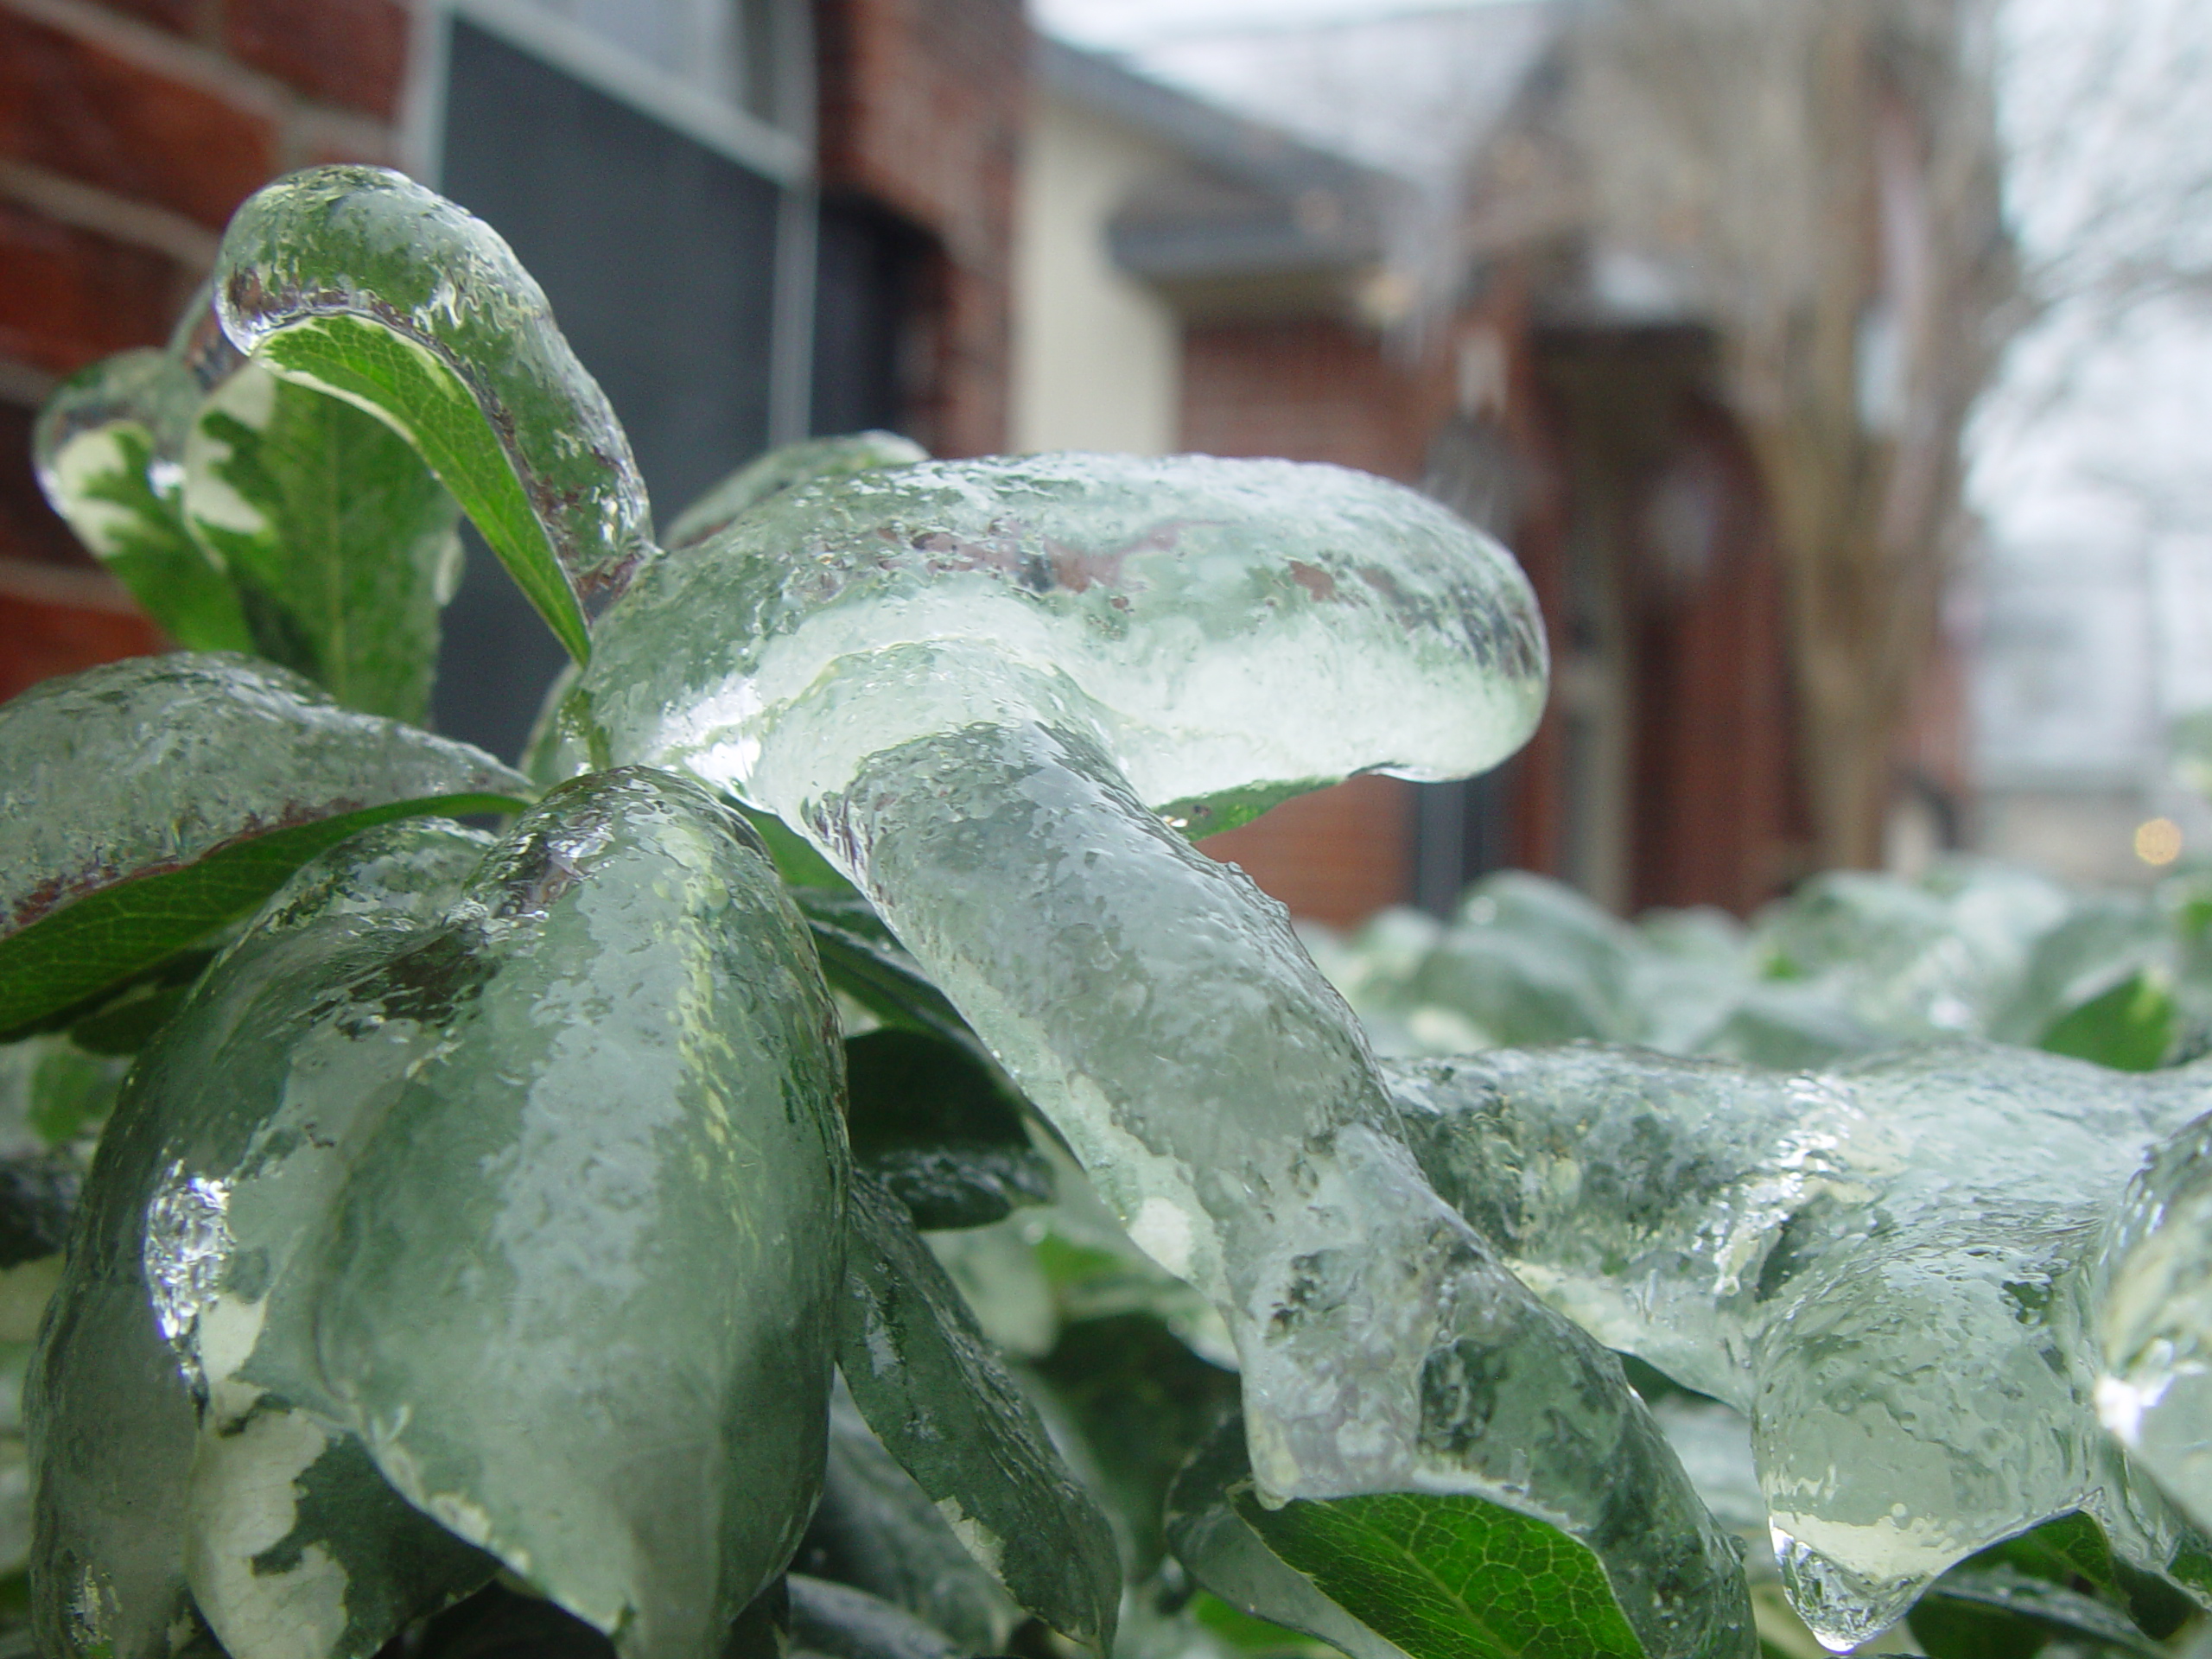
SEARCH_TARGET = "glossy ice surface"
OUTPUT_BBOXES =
[215,168,652,654]
[1388,1042,2212,1649]
[581,452,1750,1655]
[582,451,1548,818]
[30,774,849,1659]
[0,654,524,938]
[2098,1109,2212,1535]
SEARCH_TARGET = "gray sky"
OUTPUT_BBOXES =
[1029,0,1511,52]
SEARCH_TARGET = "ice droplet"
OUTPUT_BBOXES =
[143,1161,232,1362]
[1770,1527,1923,1653]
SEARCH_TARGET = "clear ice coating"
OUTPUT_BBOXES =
[663,430,929,550]
[30,340,254,656]
[213,166,654,656]
[0,653,527,939]
[582,453,1548,817]
[2097,1107,2212,1534]
[31,773,849,1659]
[1384,1042,2212,1649]
[581,456,1755,1658]
[27,819,497,1659]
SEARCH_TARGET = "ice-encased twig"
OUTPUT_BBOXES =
[810,718,1751,1659]
[1385,1042,2212,1649]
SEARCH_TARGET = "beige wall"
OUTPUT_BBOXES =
[1011,93,1181,454]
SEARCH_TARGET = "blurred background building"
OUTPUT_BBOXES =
[2,0,2206,922]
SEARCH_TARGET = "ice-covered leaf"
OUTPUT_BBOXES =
[1387,1042,2212,1649]
[1752,866,2071,1046]
[0,655,529,1038]
[1906,1564,2164,1658]
[664,431,927,550]
[216,167,653,661]
[584,451,1761,1652]
[583,452,1546,817]
[1410,873,1638,1046]
[836,1171,1119,1649]
[28,818,496,1659]
[32,352,252,653]
[182,360,462,721]
[2097,1108,2212,1538]
[1162,1417,1416,1659]
[801,1388,1022,1653]
[796,726,1751,1659]
[207,770,846,1658]
[845,1029,1052,1230]
[786,1574,963,1659]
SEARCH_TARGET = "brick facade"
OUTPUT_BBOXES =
[1180,315,1452,486]
[816,0,1021,457]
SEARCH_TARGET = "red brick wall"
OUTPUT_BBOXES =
[816,0,1022,457]
[1180,315,1451,486]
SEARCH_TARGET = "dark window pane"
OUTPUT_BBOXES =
[433,18,781,759]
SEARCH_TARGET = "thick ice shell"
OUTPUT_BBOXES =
[2098,1109,2212,1533]
[804,722,1752,1659]
[26,820,495,1659]
[0,653,526,940]
[581,452,1548,817]
[214,165,652,626]
[1386,1041,2212,1649]
[663,430,928,550]
[223,770,847,1659]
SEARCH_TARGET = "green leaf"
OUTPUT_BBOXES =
[1163,1416,1413,1659]
[181,361,463,721]
[0,653,531,1039]
[2039,970,2177,1071]
[215,167,656,662]
[786,1574,965,1659]
[1908,1565,2164,1658]
[31,352,253,652]
[796,890,975,1050]
[805,1389,1022,1653]
[664,431,927,550]
[846,1028,1052,1230]
[1228,1451,1667,1659]
[28,818,496,1659]
[836,1172,1120,1649]
[737,804,853,892]
[185,1396,497,1659]
[225,771,846,1656]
